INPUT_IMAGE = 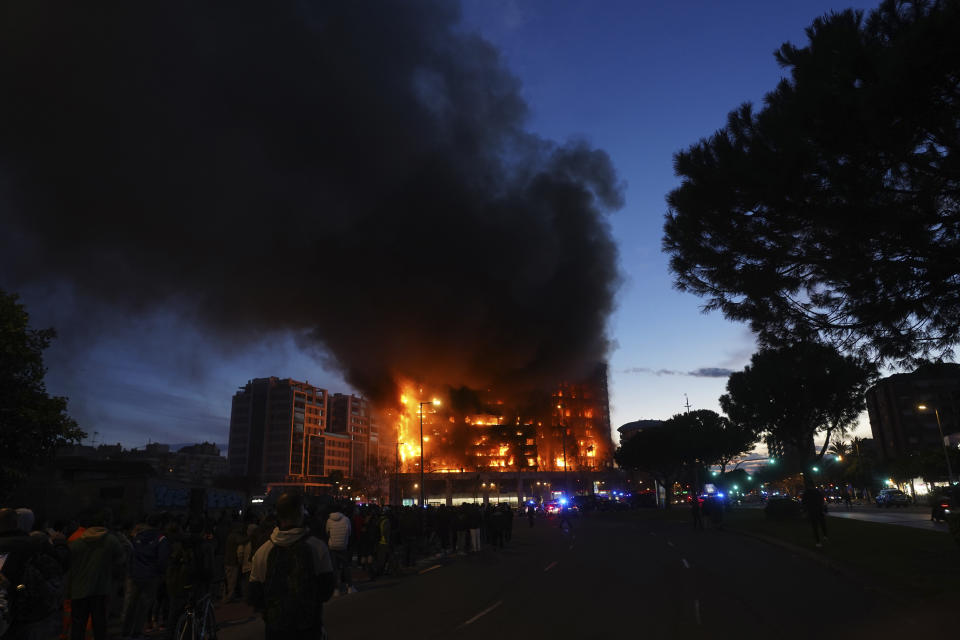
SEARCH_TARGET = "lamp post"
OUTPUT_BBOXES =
[395,441,404,505]
[419,399,441,507]
[918,404,955,485]
[557,403,569,497]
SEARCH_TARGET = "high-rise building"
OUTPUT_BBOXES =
[328,393,374,477]
[227,377,329,488]
[866,362,960,462]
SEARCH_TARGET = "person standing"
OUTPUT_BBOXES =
[67,512,126,640]
[121,515,168,639]
[466,505,481,553]
[248,493,335,640]
[324,508,354,595]
[802,486,828,548]
[691,496,704,530]
[0,508,69,640]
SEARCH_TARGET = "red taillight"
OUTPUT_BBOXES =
[940,503,949,508]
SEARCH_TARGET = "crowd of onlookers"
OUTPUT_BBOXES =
[0,499,515,640]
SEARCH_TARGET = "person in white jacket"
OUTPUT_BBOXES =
[324,509,354,595]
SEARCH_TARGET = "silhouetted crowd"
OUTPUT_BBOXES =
[0,498,514,640]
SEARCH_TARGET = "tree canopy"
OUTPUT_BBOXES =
[614,409,757,505]
[615,420,688,507]
[664,0,960,364]
[720,342,875,479]
[0,289,85,498]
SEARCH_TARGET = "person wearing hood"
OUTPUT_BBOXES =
[67,511,125,640]
[249,493,334,640]
[324,508,354,595]
[0,508,69,640]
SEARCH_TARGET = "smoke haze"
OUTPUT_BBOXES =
[0,1,622,403]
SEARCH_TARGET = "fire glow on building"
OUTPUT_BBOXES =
[384,364,613,475]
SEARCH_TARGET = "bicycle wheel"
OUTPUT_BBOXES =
[201,600,218,640]
[175,612,194,640]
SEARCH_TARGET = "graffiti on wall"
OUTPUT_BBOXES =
[152,483,244,510]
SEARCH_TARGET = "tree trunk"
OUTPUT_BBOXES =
[661,475,674,509]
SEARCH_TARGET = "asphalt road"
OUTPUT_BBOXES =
[220,512,955,640]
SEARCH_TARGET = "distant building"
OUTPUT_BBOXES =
[617,419,665,444]
[866,362,960,462]
[227,377,329,489]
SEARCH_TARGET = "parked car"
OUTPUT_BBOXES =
[875,488,910,508]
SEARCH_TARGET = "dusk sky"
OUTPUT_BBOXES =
[11,0,884,450]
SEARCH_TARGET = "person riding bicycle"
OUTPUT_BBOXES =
[248,493,335,640]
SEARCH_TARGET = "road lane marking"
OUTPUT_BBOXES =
[681,558,690,569]
[419,564,442,575]
[461,600,503,626]
[544,561,558,572]
[694,600,701,624]
[667,541,675,547]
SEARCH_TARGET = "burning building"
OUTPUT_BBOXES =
[383,364,613,476]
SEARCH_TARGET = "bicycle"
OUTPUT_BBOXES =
[175,582,219,640]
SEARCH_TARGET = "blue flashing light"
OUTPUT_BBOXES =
[717,492,725,498]
[559,497,568,506]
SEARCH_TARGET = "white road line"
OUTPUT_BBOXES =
[461,600,503,626]
[694,599,701,624]
[418,564,442,575]
[667,541,675,547]
[544,561,559,572]
[681,558,690,569]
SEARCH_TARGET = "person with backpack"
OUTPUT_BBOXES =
[0,508,69,640]
[66,511,126,640]
[248,493,335,640]
[120,515,169,639]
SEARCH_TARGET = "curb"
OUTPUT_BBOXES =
[725,525,904,601]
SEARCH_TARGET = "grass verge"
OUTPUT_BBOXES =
[722,508,960,597]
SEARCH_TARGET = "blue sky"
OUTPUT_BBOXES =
[36,0,882,449]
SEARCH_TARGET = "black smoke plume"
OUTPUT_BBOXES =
[0,1,622,403]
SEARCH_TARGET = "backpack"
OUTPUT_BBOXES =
[11,549,63,623]
[262,539,320,631]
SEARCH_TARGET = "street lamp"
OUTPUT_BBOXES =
[419,399,441,507]
[395,441,404,505]
[557,403,569,496]
[918,404,956,485]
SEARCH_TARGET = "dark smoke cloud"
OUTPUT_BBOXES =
[622,367,734,378]
[0,1,622,403]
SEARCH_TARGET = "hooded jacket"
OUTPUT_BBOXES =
[324,513,351,551]
[131,527,170,583]
[67,527,125,599]
[247,526,335,622]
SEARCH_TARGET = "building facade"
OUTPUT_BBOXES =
[327,393,376,478]
[227,377,330,488]
[866,362,960,462]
